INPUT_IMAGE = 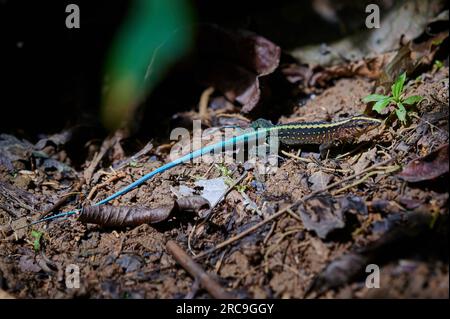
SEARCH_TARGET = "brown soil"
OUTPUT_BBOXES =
[1,67,448,299]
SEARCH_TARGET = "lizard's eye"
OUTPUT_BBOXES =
[357,123,366,129]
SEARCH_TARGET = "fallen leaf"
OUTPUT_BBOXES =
[116,254,142,273]
[0,134,34,171]
[195,177,228,206]
[290,1,445,67]
[353,148,377,174]
[78,196,210,227]
[197,24,280,113]
[298,195,345,239]
[308,211,435,295]
[308,171,332,191]
[339,195,368,216]
[19,255,42,273]
[397,144,449,182]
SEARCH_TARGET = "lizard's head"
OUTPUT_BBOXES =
[339,115,383,138]
[351,115,383,133]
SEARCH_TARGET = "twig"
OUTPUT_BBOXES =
[0,181,35,214]
[40,178,84,219]
[281,150,350,173]
[331,165,400,195]
[112,141,153,170]
[332,171,379,195]
[84,131,124,183]
[86,172,126,201]
[199,86,214,122]
[215,113,251,123]
[193,207,289,260]
[263,221,277,245]
[166,240,234,299]
[286,208,303,223]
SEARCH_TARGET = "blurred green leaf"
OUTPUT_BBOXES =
[31,230,43,252]
[101,0,195,131]
[434,60,444,70]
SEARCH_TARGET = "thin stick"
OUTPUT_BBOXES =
[281,150,350,173]
[166,240,234,299]
[193,207,289,260]
[331,165,400,195]
[199,86,214,122]
[86,172,126,201]
[40,179,84,219]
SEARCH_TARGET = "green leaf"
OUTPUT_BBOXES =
[395,102,407,124]
[403,95,422,105]
[391,72,406,100]
[434,60,444,69]
[31,230,43,252]
[101,0,195,130]
[372,97,392,113]
[362,94,388,103]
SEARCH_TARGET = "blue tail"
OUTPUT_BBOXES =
[28,129,261,226]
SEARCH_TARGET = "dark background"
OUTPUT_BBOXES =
[0,0,373,137]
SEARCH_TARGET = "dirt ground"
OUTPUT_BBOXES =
[0,64,448,299]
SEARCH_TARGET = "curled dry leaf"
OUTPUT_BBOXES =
[198,24,281,76]
[378,31,448,91]
[397,144,449,182]
[282,56,387,91]
[197,24,280,113]
[290,1,445,67]
[78,196,210,227]
[339,195,368,216]
[0,134,33,171]
[299,194,368,239]
[298,195,345,239]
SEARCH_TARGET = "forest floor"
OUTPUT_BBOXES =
[1,62,449,299]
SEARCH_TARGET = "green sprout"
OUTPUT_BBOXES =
[434,60,444,70]
[235,184,248,193]
[31,230,43,252]
[128,160,139,168]
[216,163,248,192]
[216,163,234,186]
[363,72,423,124]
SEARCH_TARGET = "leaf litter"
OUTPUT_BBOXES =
[0,6,448,299]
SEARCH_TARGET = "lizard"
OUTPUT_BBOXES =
[25,115,382,227]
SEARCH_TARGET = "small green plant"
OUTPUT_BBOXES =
[216,163,234,186]
[235,184,248,193]
[363,72,423,124]
[31,230,43,252]
[216,163,248,192]
[434,60,444,70]
[128,160,140,168]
